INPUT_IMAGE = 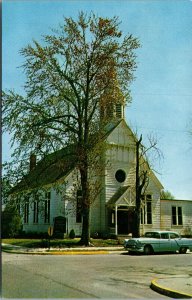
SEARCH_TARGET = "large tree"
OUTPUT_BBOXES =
[3,12,140,245]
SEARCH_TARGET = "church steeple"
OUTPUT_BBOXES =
[115,102,125,119]
[99,63,125,123]
[100,87,125,122]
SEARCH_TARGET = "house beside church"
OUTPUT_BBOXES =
[160,199,192,236]
[11,102,192,237]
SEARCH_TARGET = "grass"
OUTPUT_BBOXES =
[2,238,123,248]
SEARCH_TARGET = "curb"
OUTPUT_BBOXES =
[2,248,114,255]
[2,243,124,255]
[150,278,192,299]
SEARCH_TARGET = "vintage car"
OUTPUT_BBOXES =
[124,231,192,255]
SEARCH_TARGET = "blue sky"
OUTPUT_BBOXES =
[2,0,192,199]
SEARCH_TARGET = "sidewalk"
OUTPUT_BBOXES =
[151,275,192,299]
[2,243,192,298]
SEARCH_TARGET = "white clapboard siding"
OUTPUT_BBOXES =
[161,199,192,235]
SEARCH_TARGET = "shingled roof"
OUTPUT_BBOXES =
[10,145,77,194]
[10,120,121,194]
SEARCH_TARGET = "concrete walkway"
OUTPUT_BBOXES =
[2,243,192,298]
[151,275,192,299]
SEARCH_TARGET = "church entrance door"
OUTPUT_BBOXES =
[117,209,134,235]
[127,210,134,234]
[117,210,128,234]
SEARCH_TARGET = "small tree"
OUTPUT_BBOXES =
[2,202,22,238]
[160,190,175,200]
[3,12,140,245]
[1,177,13,206]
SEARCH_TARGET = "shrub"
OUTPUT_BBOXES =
[100,232,110,240]
[182,226,192,237]
[1,204,22,238]
[69,229,75,239]
[92,232,99,239]
[40,239,49,248]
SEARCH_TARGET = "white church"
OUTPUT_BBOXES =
[12,102,192,238]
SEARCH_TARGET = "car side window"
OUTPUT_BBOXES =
[170,233,179,239]
[153,233,160,239]
[145,232,153,237]
[161,233,169,239]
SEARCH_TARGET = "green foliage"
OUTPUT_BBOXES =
[2,203,22,238]
[3,12,140,245]
[182,226,192,237]
[69,229,75,239]
[3,11,140,167]
[1,177,14,204]
[160,190,175,200]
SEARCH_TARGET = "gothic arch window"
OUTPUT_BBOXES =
[140,194,152,225]
[24,198,29,224]
[44,192,50,224]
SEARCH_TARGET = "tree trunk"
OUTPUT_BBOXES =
[133,208,140,238]
[78,150,91,246]
[80,207,90,246]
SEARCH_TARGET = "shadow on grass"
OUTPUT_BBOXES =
[2,238,122,249]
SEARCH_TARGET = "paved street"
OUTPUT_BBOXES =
[2,251,192,298]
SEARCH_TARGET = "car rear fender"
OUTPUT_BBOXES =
[175,239,189,249]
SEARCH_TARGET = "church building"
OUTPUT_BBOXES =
[11,101,192,238]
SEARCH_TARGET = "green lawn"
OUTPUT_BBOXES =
[2,238,122,248]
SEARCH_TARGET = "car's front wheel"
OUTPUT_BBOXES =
[179,247,187,254]
[144,245,153,255]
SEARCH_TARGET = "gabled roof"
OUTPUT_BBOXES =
[107,186,129,206]
[101,119,122,139]
[107,185,136,207]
